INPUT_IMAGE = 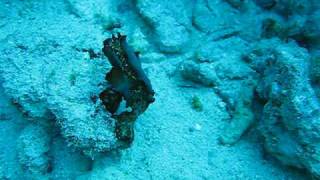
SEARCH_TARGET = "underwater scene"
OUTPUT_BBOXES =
[0,0,320,179]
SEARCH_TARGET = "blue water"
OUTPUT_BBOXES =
[0,0,319,179]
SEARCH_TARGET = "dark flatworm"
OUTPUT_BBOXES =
[100,33,155,147]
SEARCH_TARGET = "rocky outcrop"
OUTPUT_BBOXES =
[135,0,192,53]
[179,37,257,145]
[257,0,320,50]
[245,39,320,178]
[0,32,118,157]
[254,0,312,16]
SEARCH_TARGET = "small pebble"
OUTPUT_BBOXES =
[218,101,226,109]
[194,123,202,131]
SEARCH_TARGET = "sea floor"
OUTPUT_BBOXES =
[0,0,309,179]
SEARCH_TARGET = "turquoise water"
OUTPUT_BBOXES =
[0,0,319,179]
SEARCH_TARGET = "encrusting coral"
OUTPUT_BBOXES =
[100,33,155,147]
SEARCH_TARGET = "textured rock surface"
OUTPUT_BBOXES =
[180,37,258,145]
[16,124,51,176]
[0,27,118,156]
[254,0,312,15]
[136,0,192,53]
[257,0,320,50]
[0,0,319,179]
[246,39,320,178]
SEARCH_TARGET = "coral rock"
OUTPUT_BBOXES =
[247,39,320,178]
